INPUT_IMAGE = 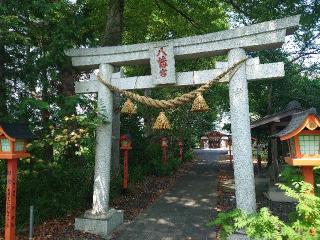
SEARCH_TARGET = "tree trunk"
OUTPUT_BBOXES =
[58,66,77,116]
[41,70,54,162]
[103,0,124,47]
[270,124,279,182]
[60,67,75,97]
[267,82,280,182]
[256,133,262,173]
[103,0,125,176]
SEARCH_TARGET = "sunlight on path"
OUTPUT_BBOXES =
[113,149,224,240]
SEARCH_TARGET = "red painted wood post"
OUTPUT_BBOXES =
[160,137,168,165]
[178,140,183,161]
[301,166,314,194]
[123,150,129,190]
[5,158,18,240]
[120,134,132,191]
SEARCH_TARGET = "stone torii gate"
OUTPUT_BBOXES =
[66,15,300,236]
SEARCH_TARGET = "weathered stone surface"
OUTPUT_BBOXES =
[228,48,256,213]
[228,231,250,240]
[91,64,114,215]
[246,62,284,81]
[74,65,124,238]
[255,177,270,193]
[264,186,297,203]
[150,44,176,85]
[217,57,260,70]
[75,61,284,92]
[75,208,123,237]
[65,15,300,68]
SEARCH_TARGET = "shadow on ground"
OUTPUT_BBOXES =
[113,149,226,240]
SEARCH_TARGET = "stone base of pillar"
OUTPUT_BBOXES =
[228,230,249,240]
[75,208,123,237]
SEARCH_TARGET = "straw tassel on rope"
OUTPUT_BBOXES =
[191,94,209,112]
[153,112,171,130]
[121,99,137,114]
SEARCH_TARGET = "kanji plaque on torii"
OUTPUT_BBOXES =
[150,44,176,85]
[65,15,300,237]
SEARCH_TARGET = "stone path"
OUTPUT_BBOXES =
[113,149,227,240]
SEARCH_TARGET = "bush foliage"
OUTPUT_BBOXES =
[210,179,320,240]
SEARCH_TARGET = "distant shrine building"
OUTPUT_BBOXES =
[200,131,231,149]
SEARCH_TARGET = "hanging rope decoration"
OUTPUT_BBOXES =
[191,94,209,112]
[153,112,171,129]
[97,58,247,129]
[121,99,137,114]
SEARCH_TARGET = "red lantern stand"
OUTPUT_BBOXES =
[178,140,183,161]
[0,124,32,240]
[120,135,132,191]
[160,137,168,165]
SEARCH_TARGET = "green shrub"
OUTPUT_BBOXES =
[183,149,194,162]
[128,164,147,183]
[15,165,94,228]
[209,181,320,240]
[280,165,303,185]
[146,155,181,177]
[109,174,123,201]
[148,156,167,176]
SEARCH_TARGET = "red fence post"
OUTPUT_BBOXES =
[178,140,183,161]
[120,134,132,192]
[160,137,168,165]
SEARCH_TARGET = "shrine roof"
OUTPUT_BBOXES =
[273,108,319,138]
[0,123,33,140]
[251,100,303,129]
[206,131,230,138]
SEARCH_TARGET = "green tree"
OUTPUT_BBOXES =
[0,0,232,229]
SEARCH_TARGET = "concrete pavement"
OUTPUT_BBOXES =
[113,149,225,240]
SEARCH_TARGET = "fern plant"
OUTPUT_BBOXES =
[209,181,320,239]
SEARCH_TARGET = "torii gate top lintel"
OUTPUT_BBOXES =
[68,15,300,92]
[65,15,300,69]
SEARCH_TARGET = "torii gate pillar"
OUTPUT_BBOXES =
[74,64,124,236]
[229,48,256,212]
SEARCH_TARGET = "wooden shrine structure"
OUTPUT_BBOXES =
[251,101,304,178]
